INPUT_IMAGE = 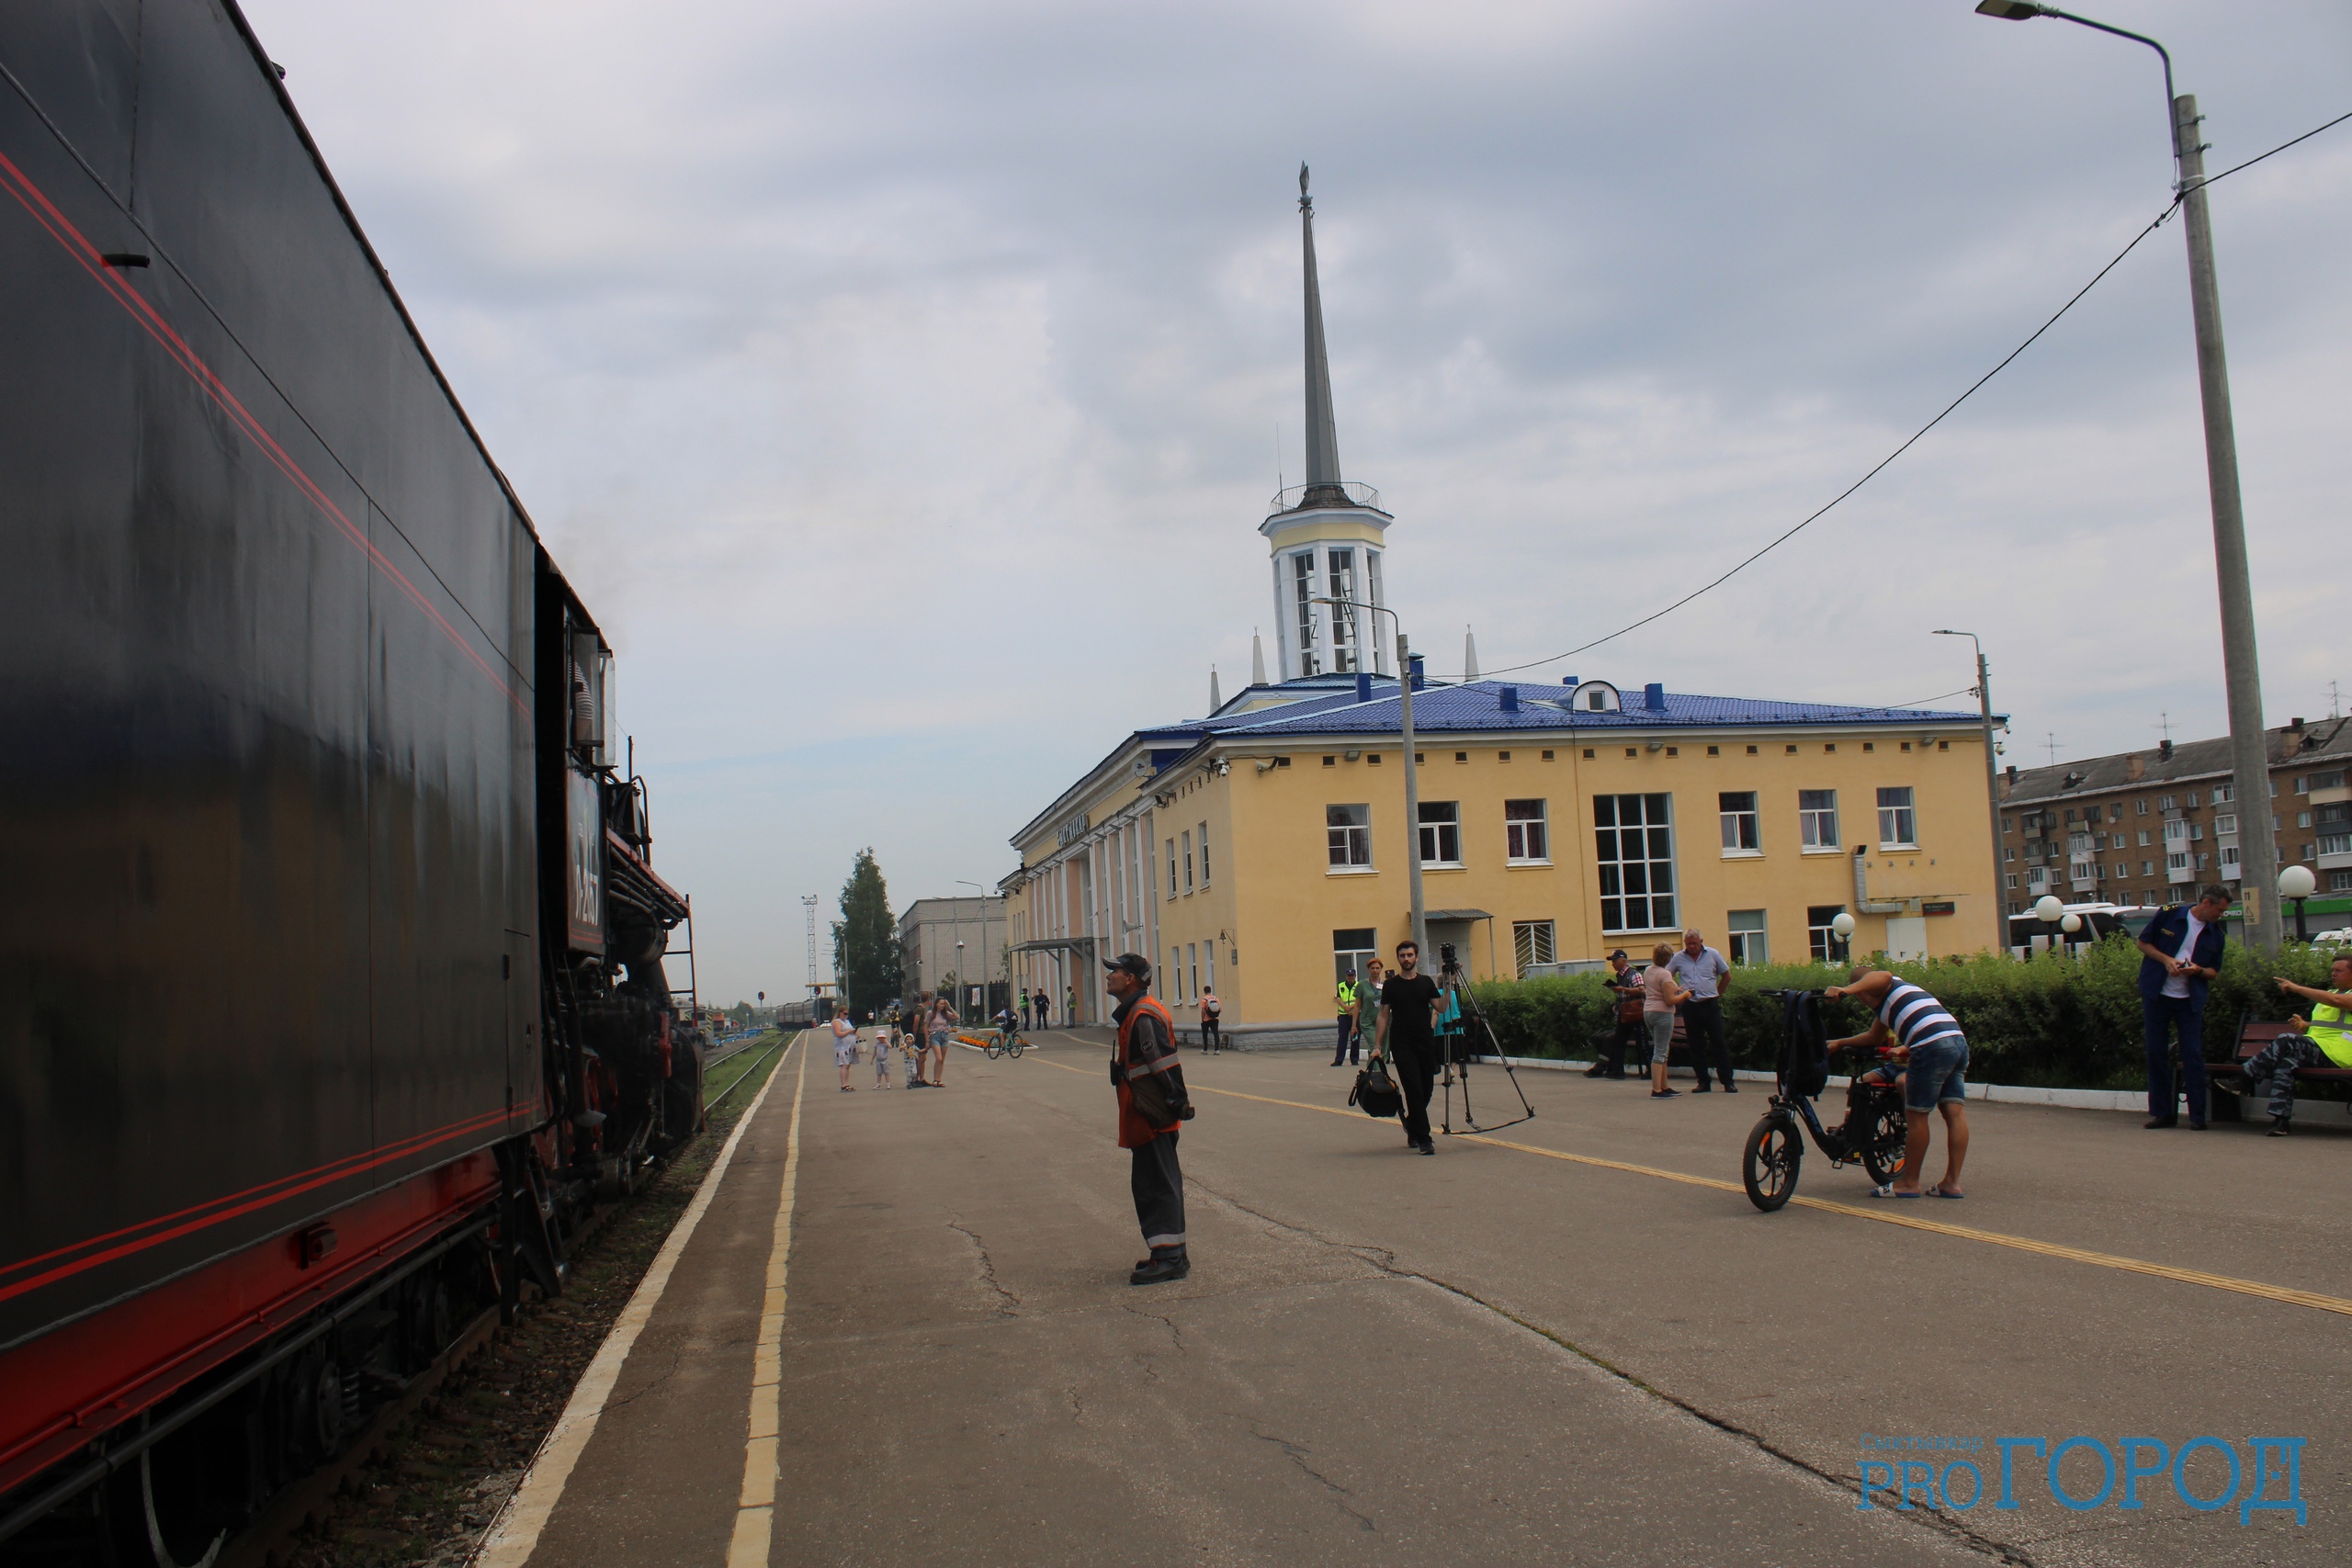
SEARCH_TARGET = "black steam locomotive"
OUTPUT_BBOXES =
[0,4,702,1559]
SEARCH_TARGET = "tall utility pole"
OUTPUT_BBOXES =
[1977,3,2280,949]
[801,894,819,996]
[2175,94,2279,945]
[1397,631,1427,961]
[1934,629,2005,942]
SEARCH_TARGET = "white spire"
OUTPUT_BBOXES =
[1464,626,1479,680]
[1251,630,1267,686]
[1209,665,1222,713]
[1299,164,1343,500]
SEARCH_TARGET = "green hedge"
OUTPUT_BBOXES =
[1469,937,2346,1091]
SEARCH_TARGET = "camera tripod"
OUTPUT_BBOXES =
[1434,951,1536,1135]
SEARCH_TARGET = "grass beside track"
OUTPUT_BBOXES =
[275,1033,797,1568]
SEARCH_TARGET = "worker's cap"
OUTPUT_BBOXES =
[1610,949,1628,961]
[1103,952,1152,981]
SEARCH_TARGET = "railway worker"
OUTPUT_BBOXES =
[831,1006,859,1093]
[1102,952,1193,1284]
[1066,985,1078,1027]
[1331,969,1360,1067]
[1020,986,1034,1030]
[2248,953,2352,1134]
[1824,969,1969,1199]
[2136,884,2233,1130]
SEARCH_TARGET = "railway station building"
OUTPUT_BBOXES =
[1001,170,1996,1036]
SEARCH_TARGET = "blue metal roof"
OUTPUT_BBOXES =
[1182,679,1982,739]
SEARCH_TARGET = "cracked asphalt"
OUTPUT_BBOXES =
[519,1033,2349,1566]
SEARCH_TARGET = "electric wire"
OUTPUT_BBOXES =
[1478,105,2351,682]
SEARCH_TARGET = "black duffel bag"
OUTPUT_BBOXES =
[1349,1058,1403,1119]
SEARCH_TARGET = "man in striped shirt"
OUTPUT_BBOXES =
[1825,970,1971,1200]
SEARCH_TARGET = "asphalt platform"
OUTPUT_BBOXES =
[481,1031,2351,1567]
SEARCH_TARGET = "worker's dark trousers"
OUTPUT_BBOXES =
[1132,1131,1186,1252]
[1395,1043,1437,1145]
[2245,1033,2327,1120]
[1680,997,1733,1088]
[1604,1019,1643,1075]
[1332,1014,1358,1066]
[2142,995,2209,1122]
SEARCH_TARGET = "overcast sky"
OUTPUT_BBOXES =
[240,0,2351,1003]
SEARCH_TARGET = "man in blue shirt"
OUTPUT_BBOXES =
[2135,884,2233,1129]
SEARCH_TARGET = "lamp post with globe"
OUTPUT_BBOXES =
[2279,865,2317,945]
[1830,911,1858,966]
[2034,894,2067,955]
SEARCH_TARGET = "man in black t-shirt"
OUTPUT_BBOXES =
[1374,939,1445,1154]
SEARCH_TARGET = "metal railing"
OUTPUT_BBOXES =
[1267,479,1382,513]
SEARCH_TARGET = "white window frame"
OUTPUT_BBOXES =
[1726,909,1769,965]
[1198,820,1211,886]
[1511,919,1556,975]
[1799,789,1840,852]
[1596,793,1677,934]
[1505,798,1550,863]
[1719,791,1761,855]
[1327,804,1373,871]
[1418,801,1463,867]
[1181,829,1194,892]
[1877,786,1917,850]
[1165,838,1177,898]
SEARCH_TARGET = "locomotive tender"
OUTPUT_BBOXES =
[0,4,703,1558]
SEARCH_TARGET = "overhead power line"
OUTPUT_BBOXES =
[1482,106,2351,682]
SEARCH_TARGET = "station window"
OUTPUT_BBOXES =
[1720,792,1760,853]
[1506,799,1549,863]
[1327,805,1372,869]
[1418,801,1463,867]
[1878,787,1917,850]
[1726,909,1769,965]
[1595,794,1676,933]
[1512,920,1557,975]
[1807,905,1847,963]
[1799,789,1840,849]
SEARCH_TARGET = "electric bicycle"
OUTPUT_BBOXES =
[1740,989,1910,1212]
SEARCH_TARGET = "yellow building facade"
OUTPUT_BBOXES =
[1003,678,1999,1039]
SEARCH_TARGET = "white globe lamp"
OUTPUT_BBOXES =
[2278,865,2317,900]
[2059,913,2084,934]
[1830,912,1857,941]
[2033,895,2065,923]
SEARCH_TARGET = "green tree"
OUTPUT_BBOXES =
[836,848,903,1021]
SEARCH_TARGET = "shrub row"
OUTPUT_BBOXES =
[1468,936,2345,1091]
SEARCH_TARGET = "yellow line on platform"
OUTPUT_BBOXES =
[729,1040,809,1568]
[1035,1054,2352,1318]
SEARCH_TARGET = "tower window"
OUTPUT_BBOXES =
[1292,552,1319,677]
[1327,547,1358,673]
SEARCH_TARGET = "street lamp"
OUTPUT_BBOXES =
[1932,629,2006,942]
[2278,864,2316,943]
[956,878,992,1017]
[1976,2,2281,950]
[2033,892,2065,955]
[1830,910,1857,964]
[955,940,967,1014]
[1316,595,1426,957]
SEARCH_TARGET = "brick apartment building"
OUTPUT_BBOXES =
[1995,714,2352,916]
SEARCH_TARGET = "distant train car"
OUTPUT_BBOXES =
[0,6,698,1560]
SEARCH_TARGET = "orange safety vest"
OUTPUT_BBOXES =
[1114,992,1181,1148]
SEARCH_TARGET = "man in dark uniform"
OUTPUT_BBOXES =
[2136,885,2232,1129]
[1104,953,1193,1285]
[1374,939,1444,1155]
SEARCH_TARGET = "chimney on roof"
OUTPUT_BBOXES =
[2158,739,2174,761]
[1408,653,1424,691]
[2126,753,2145,782]
[2004,764,2017,787]
[1499,685,1519,712]
[1643,682,1666,712]
[2290,716,2305,732]
[1355,670,1371,704]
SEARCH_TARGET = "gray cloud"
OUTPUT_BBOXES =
[243,0,2352,998]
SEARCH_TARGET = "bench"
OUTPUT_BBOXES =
[2206,1014,2352,1120]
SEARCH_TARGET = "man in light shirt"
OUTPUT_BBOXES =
[1667,928,1736,1093]
[2134,884,2233,1130]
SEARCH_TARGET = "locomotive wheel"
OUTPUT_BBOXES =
[1741,1117,1801,1212]
[1860,1102,1911,1187]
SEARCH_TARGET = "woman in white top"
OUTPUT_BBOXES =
[831,1007,859,1092]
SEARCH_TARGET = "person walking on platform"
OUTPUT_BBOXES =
[1374,941,1444,1154]
[831,1007,858,1093]
[2136,885,2232,1129]
[1589,950,1642,1079]
[1668,928,1736,1092]
[2248,954,2352,1134]
[1331,969,1361,1066]
[1199,987,1222,1053]
[927,995,956,1088]
[1066,985,1078,1026]
[1103,953,1193,1285]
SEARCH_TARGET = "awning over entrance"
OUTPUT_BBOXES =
[1419,908,1493,924]
[1011,937,1097,956]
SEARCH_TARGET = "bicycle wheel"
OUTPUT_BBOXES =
[984,1041,1001,1060]
[1860,1098,1910,1187]
[1007,1039,1024,1058]
[1742,1115,1802,1212]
